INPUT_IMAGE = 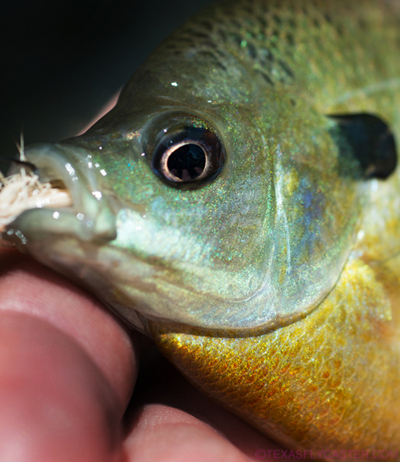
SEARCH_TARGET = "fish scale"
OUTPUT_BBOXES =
[151,258,399,449]
[1,0,400,453]
[141,0,395,98]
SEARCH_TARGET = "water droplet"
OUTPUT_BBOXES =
[92,191,102,200]
[65,163,76,176]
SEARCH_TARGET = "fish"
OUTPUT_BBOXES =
[1,0,400,452]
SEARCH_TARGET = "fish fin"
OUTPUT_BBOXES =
[329,113,397,179]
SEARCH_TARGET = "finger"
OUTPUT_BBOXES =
[123,347,281,462]
[0,249,137,408]
[0,250,137,460]
[0,311,125,461]
[78,91,120,135]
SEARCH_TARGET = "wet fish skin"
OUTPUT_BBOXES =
[64,0,378,332]
[142,0,400,450]
[4,0,400,452]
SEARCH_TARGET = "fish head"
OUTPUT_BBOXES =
[4,59,368,334]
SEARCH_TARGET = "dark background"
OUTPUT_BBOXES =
[0,0,219,173]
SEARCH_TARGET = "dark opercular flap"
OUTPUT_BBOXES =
[329,113,397,179]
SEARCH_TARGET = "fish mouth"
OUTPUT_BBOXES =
[4,142,117,246]
[1,142,153,332]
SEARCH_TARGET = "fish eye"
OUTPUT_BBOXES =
[151,122,225,187]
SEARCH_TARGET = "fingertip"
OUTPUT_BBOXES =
[0,311,124,462]
[124,404,249,462]
[0,253,137,409]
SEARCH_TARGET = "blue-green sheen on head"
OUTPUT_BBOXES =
[4,0,400,334]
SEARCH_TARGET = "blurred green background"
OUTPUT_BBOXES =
[0,0,219,173]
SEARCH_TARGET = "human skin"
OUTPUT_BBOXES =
[0,247,282,461]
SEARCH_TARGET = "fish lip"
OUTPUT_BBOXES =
[21,142,93,213]
[7,142,117,243]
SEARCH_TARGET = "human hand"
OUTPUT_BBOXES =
[0,247,282,461]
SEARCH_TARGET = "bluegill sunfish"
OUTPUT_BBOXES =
[1,0,400,451]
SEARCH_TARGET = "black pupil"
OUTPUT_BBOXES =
[167,143,206,180]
